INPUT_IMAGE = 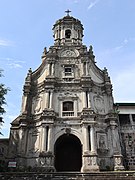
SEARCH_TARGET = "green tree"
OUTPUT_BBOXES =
[0,70,10,135]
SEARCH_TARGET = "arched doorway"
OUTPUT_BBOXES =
[54,134,82,172]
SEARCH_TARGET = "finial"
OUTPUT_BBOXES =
[28,68,32,74]
[65,9,71,16]
[89,45,93,55]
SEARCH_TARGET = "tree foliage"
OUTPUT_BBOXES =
[0,70,10,133]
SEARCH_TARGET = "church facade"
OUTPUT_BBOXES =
[1,13,131,172]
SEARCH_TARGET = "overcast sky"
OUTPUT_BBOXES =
[0,0,135,137]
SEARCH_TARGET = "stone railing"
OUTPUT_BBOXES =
[62,111,74,117]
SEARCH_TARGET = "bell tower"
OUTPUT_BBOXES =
[53,10,83,45]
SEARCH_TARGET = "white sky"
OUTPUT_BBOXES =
[0,0,135,137]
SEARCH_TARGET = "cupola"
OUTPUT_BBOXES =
[52,10,84,46]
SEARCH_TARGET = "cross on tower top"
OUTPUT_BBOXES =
[65,9,71,16]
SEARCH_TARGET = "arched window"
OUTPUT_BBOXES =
[62,101,74,116]
[65,29,71,39]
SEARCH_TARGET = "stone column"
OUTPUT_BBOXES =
[82,124,89,153]
[74,100,77,117]
[49,91,53,109]
[60,101,63,117]
[90,125,96,153]
[45,92,49,108]
[81,63,84,75]
[82,91,86,109]
[58,26,60,38]
[81,123,90,172]
[81,123,99,172]
[89,123,99,172]
[61,27,64,44]
[47,125,53,152]
[48,64,51,76]
[41,126,47,152]
[110,121,118,151]
[86,62,88,75]
[61,27,63,38]
[39,125,55,171]
[51,63,55,76]
[87,92,91,108]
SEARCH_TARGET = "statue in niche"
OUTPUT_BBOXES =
[99,135,106,149]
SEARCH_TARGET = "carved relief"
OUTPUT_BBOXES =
[59,49,79,58]
[58,92,78,100]
[87,156,98,166]
[115,157,121,166]
[93,95,105,114]
[39,157,52,167]
[60,50,76,57]
[32,96,43,114]
[114,155,124,170]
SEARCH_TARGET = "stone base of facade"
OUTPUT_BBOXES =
[14,152,56,172]
[81,151,99,172]
[81,165,99,173]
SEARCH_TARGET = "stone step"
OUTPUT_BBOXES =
[0,172,135,180]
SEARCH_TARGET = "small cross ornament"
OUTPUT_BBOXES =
[65,9,71,16]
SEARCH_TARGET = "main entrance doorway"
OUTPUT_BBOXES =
[54,134,82,172]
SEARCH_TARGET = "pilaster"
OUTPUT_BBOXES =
[41,125,47,152]
[81,109,99,172]
[106,113,125,171]
[47,125,53,152]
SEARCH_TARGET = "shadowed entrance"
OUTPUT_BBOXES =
[54,134,82,172]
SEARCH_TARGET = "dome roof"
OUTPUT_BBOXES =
[53,15,83,30]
